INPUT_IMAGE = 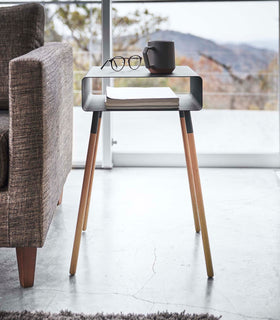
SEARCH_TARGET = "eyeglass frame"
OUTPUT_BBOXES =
[100,55,142,71]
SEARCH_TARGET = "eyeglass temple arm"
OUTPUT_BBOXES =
[101,60,109,69]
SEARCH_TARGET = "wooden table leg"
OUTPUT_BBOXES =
[83,112,102,231]
[179,111,200,233]
[69,112,101,276]
[184,111,214,278]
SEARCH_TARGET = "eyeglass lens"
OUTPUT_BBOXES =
[129,55,141,69]
[111,57,125,71]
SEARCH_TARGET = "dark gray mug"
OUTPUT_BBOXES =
[143,40,175,74]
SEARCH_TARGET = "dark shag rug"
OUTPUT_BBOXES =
[0,311,222,320]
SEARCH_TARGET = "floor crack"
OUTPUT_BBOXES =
[128,294,277,320]
[28,288,279,320]
[133,248,157,296]
[151,248,157,274]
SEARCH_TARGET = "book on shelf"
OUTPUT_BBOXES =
[105,86,179,109]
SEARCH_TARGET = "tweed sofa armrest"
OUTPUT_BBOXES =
[8,42,73,247]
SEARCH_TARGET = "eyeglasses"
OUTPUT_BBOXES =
[101,55,142,71]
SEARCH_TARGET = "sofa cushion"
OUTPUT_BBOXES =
[0,111,9,188]
[0,3,44,110]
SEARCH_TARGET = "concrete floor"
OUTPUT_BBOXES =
[0,168,280,320]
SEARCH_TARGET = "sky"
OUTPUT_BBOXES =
[2,0,277,49]
[115,1,279,48]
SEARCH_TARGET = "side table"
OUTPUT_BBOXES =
[70,66,214,278]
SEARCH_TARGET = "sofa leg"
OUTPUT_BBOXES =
[57,188,63,206]
[16,247,37,288]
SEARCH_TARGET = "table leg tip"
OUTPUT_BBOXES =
[69,266,76,276]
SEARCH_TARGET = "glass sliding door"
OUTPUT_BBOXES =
[44,1,104,167]
[1,0,103,167]
[111,0,279,167]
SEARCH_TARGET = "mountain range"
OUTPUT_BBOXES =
[134,30,276,74]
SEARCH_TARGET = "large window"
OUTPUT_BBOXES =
[1,1,278,167]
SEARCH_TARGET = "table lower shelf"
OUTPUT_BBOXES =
[82,94,202,112]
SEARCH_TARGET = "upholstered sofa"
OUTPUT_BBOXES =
[0,3,73,287]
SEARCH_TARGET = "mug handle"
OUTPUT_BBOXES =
[143,46,153,68]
